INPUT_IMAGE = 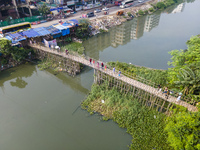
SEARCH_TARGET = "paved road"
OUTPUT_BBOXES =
[32,1,149,28]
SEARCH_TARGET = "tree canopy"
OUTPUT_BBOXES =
[167,35,200,98]
[38,3,50,16]
[165,108,200,150]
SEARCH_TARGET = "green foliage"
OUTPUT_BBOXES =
[99,29,107,33]
[60,42,85,55]
[156,2,166,9]
[82,83,171,150]
[165,0,176,6]
[127,12,132,17]
[138,10,144,16]
[144,10,148,14]
[149,7,154,12]
[168,35,200,97]
[0,39,12,55]
[165,110,200,150]
[76,19,91,39]
[38,3,50,16]
[0,39,33,62]
[173,67,200,96]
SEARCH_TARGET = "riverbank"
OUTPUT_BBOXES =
[89,0,177,34]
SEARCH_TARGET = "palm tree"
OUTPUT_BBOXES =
[174,67,200,96]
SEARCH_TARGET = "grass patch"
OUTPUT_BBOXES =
[59,42,85,55]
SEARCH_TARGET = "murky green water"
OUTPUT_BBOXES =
[1,0,200,149]
[0,64,131,150]
[83,0,200,69]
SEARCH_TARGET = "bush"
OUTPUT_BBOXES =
[138,10,144,16]
[149,7,154,12]
[127,12,132,17]
[156,2,166,9]
[144,10,148,14]
[165,109,200,150]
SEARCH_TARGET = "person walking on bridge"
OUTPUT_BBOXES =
[113,67,115,74]
[89,58,92,65]
[118,70,121,77]
[101,62,104,69]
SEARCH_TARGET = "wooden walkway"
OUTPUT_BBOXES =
[29,44,198,112]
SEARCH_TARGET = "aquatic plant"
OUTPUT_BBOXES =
[82,83,172,149]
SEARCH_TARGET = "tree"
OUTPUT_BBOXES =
[0,39,12,55]
[168,35,200,85]
[165,111,200,150]
[76,19,91,39]
[38,3,50,16]
[156,2,166,9]
[138,10,144,16]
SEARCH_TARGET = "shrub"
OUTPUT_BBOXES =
[138,10,144,16]
[144,10,148,14]
[127,12,132,17]
[156,2,166,9]
[149,7,154,12]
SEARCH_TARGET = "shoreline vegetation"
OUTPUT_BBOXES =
[81,82,172,150]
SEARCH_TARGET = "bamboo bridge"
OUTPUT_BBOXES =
[29,43,198,112]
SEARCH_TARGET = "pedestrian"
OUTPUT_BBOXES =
[176,94,181,102]
[93,60,95,65]
[49,44,51,49]
[105,65,107,71]
[163,87,168,98]
[51,44,54,49]
[118,70,121,77]
[113,67,115,73]
[89,58,92,64]
[58,46,60,52]
[101,62,104,69]
[65,49,68,55]
[97,62,99,68]
[166,90,170,99]
[158,84,162,92]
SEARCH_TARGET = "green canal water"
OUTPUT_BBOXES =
[1,0,200,149]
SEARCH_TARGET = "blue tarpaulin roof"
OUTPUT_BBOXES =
[45,26,61,35]
[5,33,26,44]
[33,27,51,36]
[69,19,79,24]
[21,29,40,38]
[62,22,73,28]
[54,25,70,36]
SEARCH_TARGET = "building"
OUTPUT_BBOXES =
[0,0,33,20]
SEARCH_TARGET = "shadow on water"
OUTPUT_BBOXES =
[0,63,37,89]
[44,67,91,95]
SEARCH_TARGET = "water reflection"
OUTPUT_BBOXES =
[45,68,90,94]
[0,63,36,89]
[83,12,161,59]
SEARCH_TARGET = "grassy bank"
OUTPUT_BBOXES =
[82,83,172,150]
[58,42,85,55]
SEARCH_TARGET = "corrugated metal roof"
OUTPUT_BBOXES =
[33,27,51,36]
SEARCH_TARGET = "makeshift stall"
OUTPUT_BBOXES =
[45,26,62,38]
[54,25,70,36]
[5,33,26,44]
